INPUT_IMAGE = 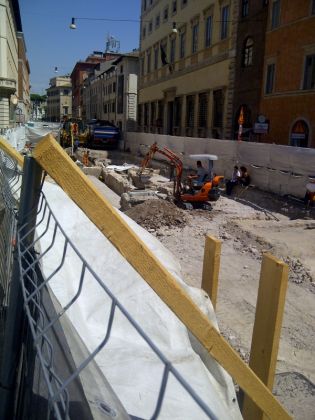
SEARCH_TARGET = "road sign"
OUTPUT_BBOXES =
[254,122,269,134]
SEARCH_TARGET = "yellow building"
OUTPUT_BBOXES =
[138,0,238,139]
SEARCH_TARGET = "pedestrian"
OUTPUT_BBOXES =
[239,166,250,186]
[225,165,240,195]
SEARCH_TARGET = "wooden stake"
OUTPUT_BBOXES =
[202,235,221,310]
[0,137,24,167]
[242,253,289,420]
[33,135,291,419]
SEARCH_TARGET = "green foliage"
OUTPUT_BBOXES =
[30,94,47,102]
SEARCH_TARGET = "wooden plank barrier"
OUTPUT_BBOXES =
[0,137,24,168]
[242,253,289,420]
[202,235,221,310]
[33,135,291,420]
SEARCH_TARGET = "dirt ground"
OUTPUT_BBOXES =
[124,188,315,419]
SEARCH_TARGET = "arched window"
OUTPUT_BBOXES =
[242,37,254,67]
[290,120,309,148]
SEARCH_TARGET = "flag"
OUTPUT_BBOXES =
[160,44,168,66]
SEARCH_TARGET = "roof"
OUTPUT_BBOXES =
[189,154,218,161]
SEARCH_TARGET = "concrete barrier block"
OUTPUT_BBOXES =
[103,170,132,196]
[82,166,102,178]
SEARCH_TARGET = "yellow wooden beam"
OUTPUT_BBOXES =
[202,235,221,310]
[33,135,291,420]
[242,253,289,420]
[0,137,24,168]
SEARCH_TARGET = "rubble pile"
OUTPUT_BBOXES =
[284,256,313,284]
[125,199,188,230]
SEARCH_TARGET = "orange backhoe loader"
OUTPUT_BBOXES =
[139,143,224,209]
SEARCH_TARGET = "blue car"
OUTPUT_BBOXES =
[86,120,120,149]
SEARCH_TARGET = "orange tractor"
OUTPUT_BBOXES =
[139,143,224,209]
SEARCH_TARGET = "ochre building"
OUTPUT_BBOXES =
[260,0,315,147]
[138,0,238,139]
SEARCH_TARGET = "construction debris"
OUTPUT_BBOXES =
[125,199,188,230]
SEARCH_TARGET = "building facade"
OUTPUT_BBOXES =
[138,0,238,139]
[46,76,72,122]
[71,52,121,119]
[259,0,315,147]
[0,0,23,128]
[83,53,139,133]
[17,32,31,123]
[232,0,268,140]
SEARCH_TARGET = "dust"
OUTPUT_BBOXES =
[125,199,189,230]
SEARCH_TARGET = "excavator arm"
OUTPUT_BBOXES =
[139,142,183,198]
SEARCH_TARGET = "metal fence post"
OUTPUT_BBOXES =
[0,156,43,419]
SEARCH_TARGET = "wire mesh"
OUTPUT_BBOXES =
[0,149,22,310]
[17,189,218,420]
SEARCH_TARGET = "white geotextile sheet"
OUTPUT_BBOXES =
[38,181,242,420]
[3,123,60,151]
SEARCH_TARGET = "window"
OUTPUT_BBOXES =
[180,30,186,58]
[241,0,249,17]
[141,56,145,76]
[312,0,315,14]
[150,102,156,127]
[149,20,153,33]
[63,89,69,95]
[142,25,146,39]
[303,54,315,89]
[186,95,195,128]
[221,6,229,40]
[113,82,116,92]
[112,102,115,112]
[265,63,275,93]
[147,50,151,73]
[271,0,280,29]
[163,6,169,21]
[198,93,208,128]
[242,37,254,67]
[154,47,159,69]
[174,97,182,127]
[213,89,223,128]
[155,14,160,28]
[192,23,199,54]
[144,103,149,126]
[181,0,188,7]
[172,0,177,14]
[205,15,212,48]
[170,38,176,63]
[143,0,147,11]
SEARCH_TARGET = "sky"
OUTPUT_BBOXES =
[19,0,141,94]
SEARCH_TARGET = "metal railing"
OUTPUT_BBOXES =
[0,152,218,419]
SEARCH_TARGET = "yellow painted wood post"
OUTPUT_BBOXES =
[33,135,292,420]
[202,235,221,310]
[242,253,289,420]
[0,137,24,168]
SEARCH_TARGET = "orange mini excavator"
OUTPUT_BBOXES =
[139,142,224,209]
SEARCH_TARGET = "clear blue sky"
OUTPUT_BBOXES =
[19,0,141,94]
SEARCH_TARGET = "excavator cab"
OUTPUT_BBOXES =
[181,154,224,205]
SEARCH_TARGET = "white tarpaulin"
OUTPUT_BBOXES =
[3,123,60,151]
[38,181,242,420]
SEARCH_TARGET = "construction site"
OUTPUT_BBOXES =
[0,126,314,419]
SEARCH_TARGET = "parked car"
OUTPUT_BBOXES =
[86,120,120,149]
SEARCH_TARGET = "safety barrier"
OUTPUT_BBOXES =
[125,132,315,198]
[0,135,292,419]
